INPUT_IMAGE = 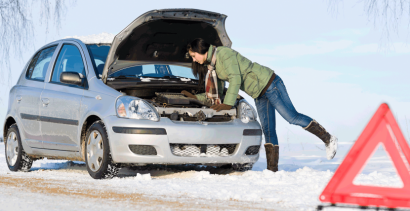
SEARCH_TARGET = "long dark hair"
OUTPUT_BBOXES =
[187,38,210,88]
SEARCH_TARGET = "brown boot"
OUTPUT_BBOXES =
[303,120,331,144]
[304,119,338,160]
[265,143,279,172]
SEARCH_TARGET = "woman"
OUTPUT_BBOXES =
[182,38,338,172]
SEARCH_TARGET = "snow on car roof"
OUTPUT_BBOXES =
[64,32,114,44]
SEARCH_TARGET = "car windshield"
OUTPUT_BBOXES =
[86,44,196,79]
[109,65,196,79]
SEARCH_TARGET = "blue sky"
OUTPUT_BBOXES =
[1,0,409,149]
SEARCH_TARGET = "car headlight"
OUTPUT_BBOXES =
[237,99,257,123]
[116,96,159,121]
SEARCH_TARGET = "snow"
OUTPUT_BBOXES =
[64,32,115,44]
[0,187,142,211]
[135,173,152,181]
[325,135,338,160]
[0,142,404,210]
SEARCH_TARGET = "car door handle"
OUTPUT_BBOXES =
[16,95,22,102]
[41,98,50,106]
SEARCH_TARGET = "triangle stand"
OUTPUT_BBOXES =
[318,103,410,209]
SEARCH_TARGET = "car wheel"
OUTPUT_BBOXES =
[5,124,33,172]
[85,121,119,179]
[231,163,253,172]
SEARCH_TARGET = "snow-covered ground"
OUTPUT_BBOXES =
[0,142,404,210]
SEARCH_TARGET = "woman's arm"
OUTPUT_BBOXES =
[210,51,241,112]
[221,52,241,106]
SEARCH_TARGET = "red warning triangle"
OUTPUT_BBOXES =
[319,103,410,208]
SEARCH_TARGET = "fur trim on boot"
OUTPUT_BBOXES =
[304,120,338,160]
[265,143,279,172]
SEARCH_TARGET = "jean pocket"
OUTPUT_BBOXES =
[266,83,276,94]
[265,84,278,102]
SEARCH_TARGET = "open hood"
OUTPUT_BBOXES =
[102,9,232,83]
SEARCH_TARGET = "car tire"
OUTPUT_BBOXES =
[231,163,253,172]
[85,121,119,179]
[5,124,33,172]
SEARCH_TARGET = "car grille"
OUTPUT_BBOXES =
[170,144,237,157]
[129,145,157,155]
[245,145,260,155]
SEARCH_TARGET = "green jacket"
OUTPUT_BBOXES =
[196,45,274,106]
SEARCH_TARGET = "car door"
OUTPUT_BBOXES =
[16,45,58,149]
[40,42,87,151]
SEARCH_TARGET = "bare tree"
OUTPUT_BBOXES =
[0,0,74,86]
[328,0,410,47]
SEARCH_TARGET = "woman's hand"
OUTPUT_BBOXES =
[211,104,232,112]
[181,90,197,99]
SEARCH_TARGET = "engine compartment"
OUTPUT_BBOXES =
[153,92,212,107]
[117,87,238,122]
[121,88,207,107]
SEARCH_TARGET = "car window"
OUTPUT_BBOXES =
[109,64,196,79]
[86,44,110,78]
[51,44,86,86]
[26,45,57,81]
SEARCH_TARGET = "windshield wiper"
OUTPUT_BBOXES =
[110,75,138,79]
[110,75,195,80]
[139,75,175,79]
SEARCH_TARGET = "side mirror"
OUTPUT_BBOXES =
[60,72,84,86]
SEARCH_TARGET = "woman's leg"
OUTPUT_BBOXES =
[263,75,338,160]
[264,75,312,128]
[255,95,279,171]
[255,95,278,145]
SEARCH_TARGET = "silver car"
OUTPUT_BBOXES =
[3,9,262,179]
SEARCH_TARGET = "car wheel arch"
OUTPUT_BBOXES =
[5,123,33,172]
[3,116,17,141]
[80,115,103,160]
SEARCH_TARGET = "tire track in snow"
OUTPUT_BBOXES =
[0,174,274,210]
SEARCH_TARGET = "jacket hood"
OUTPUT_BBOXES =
[102,9,232,83]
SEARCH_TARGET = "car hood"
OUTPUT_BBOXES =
[102,9,232,83]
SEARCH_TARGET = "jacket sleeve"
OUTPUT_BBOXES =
[195,93,207,102]
[221,52,241,106]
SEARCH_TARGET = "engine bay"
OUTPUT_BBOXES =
[153,92,211,107]
[153,92,236,122]
[115,87,238,122]
[107,76,243,122]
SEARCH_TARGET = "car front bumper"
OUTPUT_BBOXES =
[104,116,262,165]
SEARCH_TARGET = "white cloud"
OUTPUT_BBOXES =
[351,43,379,53]
[236,40,410,61]
[351,42,410,54]
[390,43,410,54]
[235,40,353,58]
[323,28,371,37]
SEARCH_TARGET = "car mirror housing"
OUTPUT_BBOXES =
[60,72,84,86]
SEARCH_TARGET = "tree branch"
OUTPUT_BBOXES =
[0,0,74,86]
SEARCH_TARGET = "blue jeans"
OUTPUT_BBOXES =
[255,75,313,145]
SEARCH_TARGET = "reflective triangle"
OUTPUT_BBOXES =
[352,143,403,188]
[319,103,410,208]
